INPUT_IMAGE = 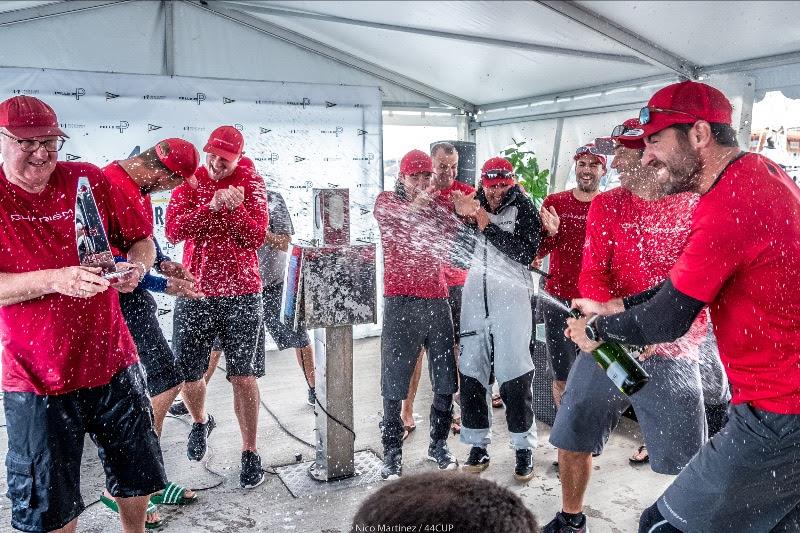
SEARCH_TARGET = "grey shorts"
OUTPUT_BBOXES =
[542,296,579,381]
[173,293,265,382]
[380,296,457,401]
[550,351,706,475]
[658,403,800,533]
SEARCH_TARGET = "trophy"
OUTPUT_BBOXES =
[75,176,132,280]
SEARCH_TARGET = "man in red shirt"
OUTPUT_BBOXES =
[166,126,269,489]
[537,144,605,407]
[401,142,474,435]
[567,81,800,532]
[544,121,707,533]
[374,149,459,480]
[0,96,166,533]
[101,138,201,522]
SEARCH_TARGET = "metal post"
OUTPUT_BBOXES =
[308,189,356,481]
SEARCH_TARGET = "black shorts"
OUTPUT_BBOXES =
[448,285,463,344]
[173,293,265,382]
[380,296,457,401]
[4,365,167,533]
[263,283,310,350]
[542,296,579,381]
[119,287,183,396]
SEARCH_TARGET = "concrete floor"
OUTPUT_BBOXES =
[0,337,674,532]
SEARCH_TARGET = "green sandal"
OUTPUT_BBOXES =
[150,481,198,505]
[99,494,162,529]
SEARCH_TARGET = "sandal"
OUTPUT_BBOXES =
[150,481,198,505]
[100,494,162,529]
[402,424,416,441]
[491,393,503,409]
[451,414,462,435]
[629,445,649,464]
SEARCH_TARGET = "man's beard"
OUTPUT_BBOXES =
[655,141,702,195]
[576,174,599,193]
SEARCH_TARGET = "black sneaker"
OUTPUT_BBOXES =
[240,450,266,489]
[169,400,189,416]
[427,439,458,470]
[462,446,490,473]
[514,448,535,481]
[307,388,316,407]
[187,414,215,461]
[542,512,587,533]
[381,448,402,480]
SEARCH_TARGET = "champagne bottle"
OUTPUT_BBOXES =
[570,309,650,396]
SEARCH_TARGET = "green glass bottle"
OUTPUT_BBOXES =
[571,309,650,396]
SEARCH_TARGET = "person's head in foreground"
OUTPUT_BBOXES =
[351,471,540,533]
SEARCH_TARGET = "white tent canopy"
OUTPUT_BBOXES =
[2,0,800,184]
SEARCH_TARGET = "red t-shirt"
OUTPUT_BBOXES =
[102,162,154,257]
[439,180,475,287]
[670,153,800,414]
[165,164,268,297]
[374,191,455,299]
[538,190,593,299]
[0,162,149,395]
[581,187,706,357]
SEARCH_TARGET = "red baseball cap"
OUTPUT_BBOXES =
[634,81,733,138]
[612,118,645,150]
[400,149,433,175]
[573,144,607,167]
[155,138,199,180]
[0,95,68,138]
[481,157,515,186]
[204,125,244,161]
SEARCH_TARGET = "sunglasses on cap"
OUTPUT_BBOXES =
[639,107,699,126]
[575,145,604,156]
[482,169,515,179]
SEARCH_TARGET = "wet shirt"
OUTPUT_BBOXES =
[537,190,593,299]
[374,191,454,299]
[165,164,268,297]
[438,180,475,288]
[257,191,294,288]
[102,161,154,257]
[670,153,800,413]
[581,187,706,358]
[0,162,148,395]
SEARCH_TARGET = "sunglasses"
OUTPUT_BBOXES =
[482,169,515,179]
[639,107,699,126]
[575,145,604,156]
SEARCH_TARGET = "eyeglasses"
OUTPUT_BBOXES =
[611,124,639,138]
[639,107,698,126]
[482,169,515,179]
[0,131,65,152]
[575,145,604,156]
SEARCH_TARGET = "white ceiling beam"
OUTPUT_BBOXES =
[163,0,175,76]
[219,0,649,66]
[534,0,699,79]
[703,51,800,77]
[0,0,130,27]
[184,0,475,112]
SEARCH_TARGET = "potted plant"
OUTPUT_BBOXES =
[502,138,550,207]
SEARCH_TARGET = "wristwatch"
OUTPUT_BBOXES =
[585,315,602,342]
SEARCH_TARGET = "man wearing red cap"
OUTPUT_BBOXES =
[401,142,475,436]
[0,95,167,533]
[166,125,269,489]
[374,149,460,480]
[451,156,545,481]
[543,120,707,533]
[536,144,605,408]
[566,81,800,532]
[100,138,203,523]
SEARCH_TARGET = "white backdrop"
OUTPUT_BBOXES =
[0,67,383,346]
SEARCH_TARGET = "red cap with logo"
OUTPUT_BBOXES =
[613,118,645,150]
[573,144,607,167]
[203,125,244,161]
[634,81,733,138]
[399,149,433,175]
[155,138,200,180]
[481,157,515,186]
[0,96,68,138]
